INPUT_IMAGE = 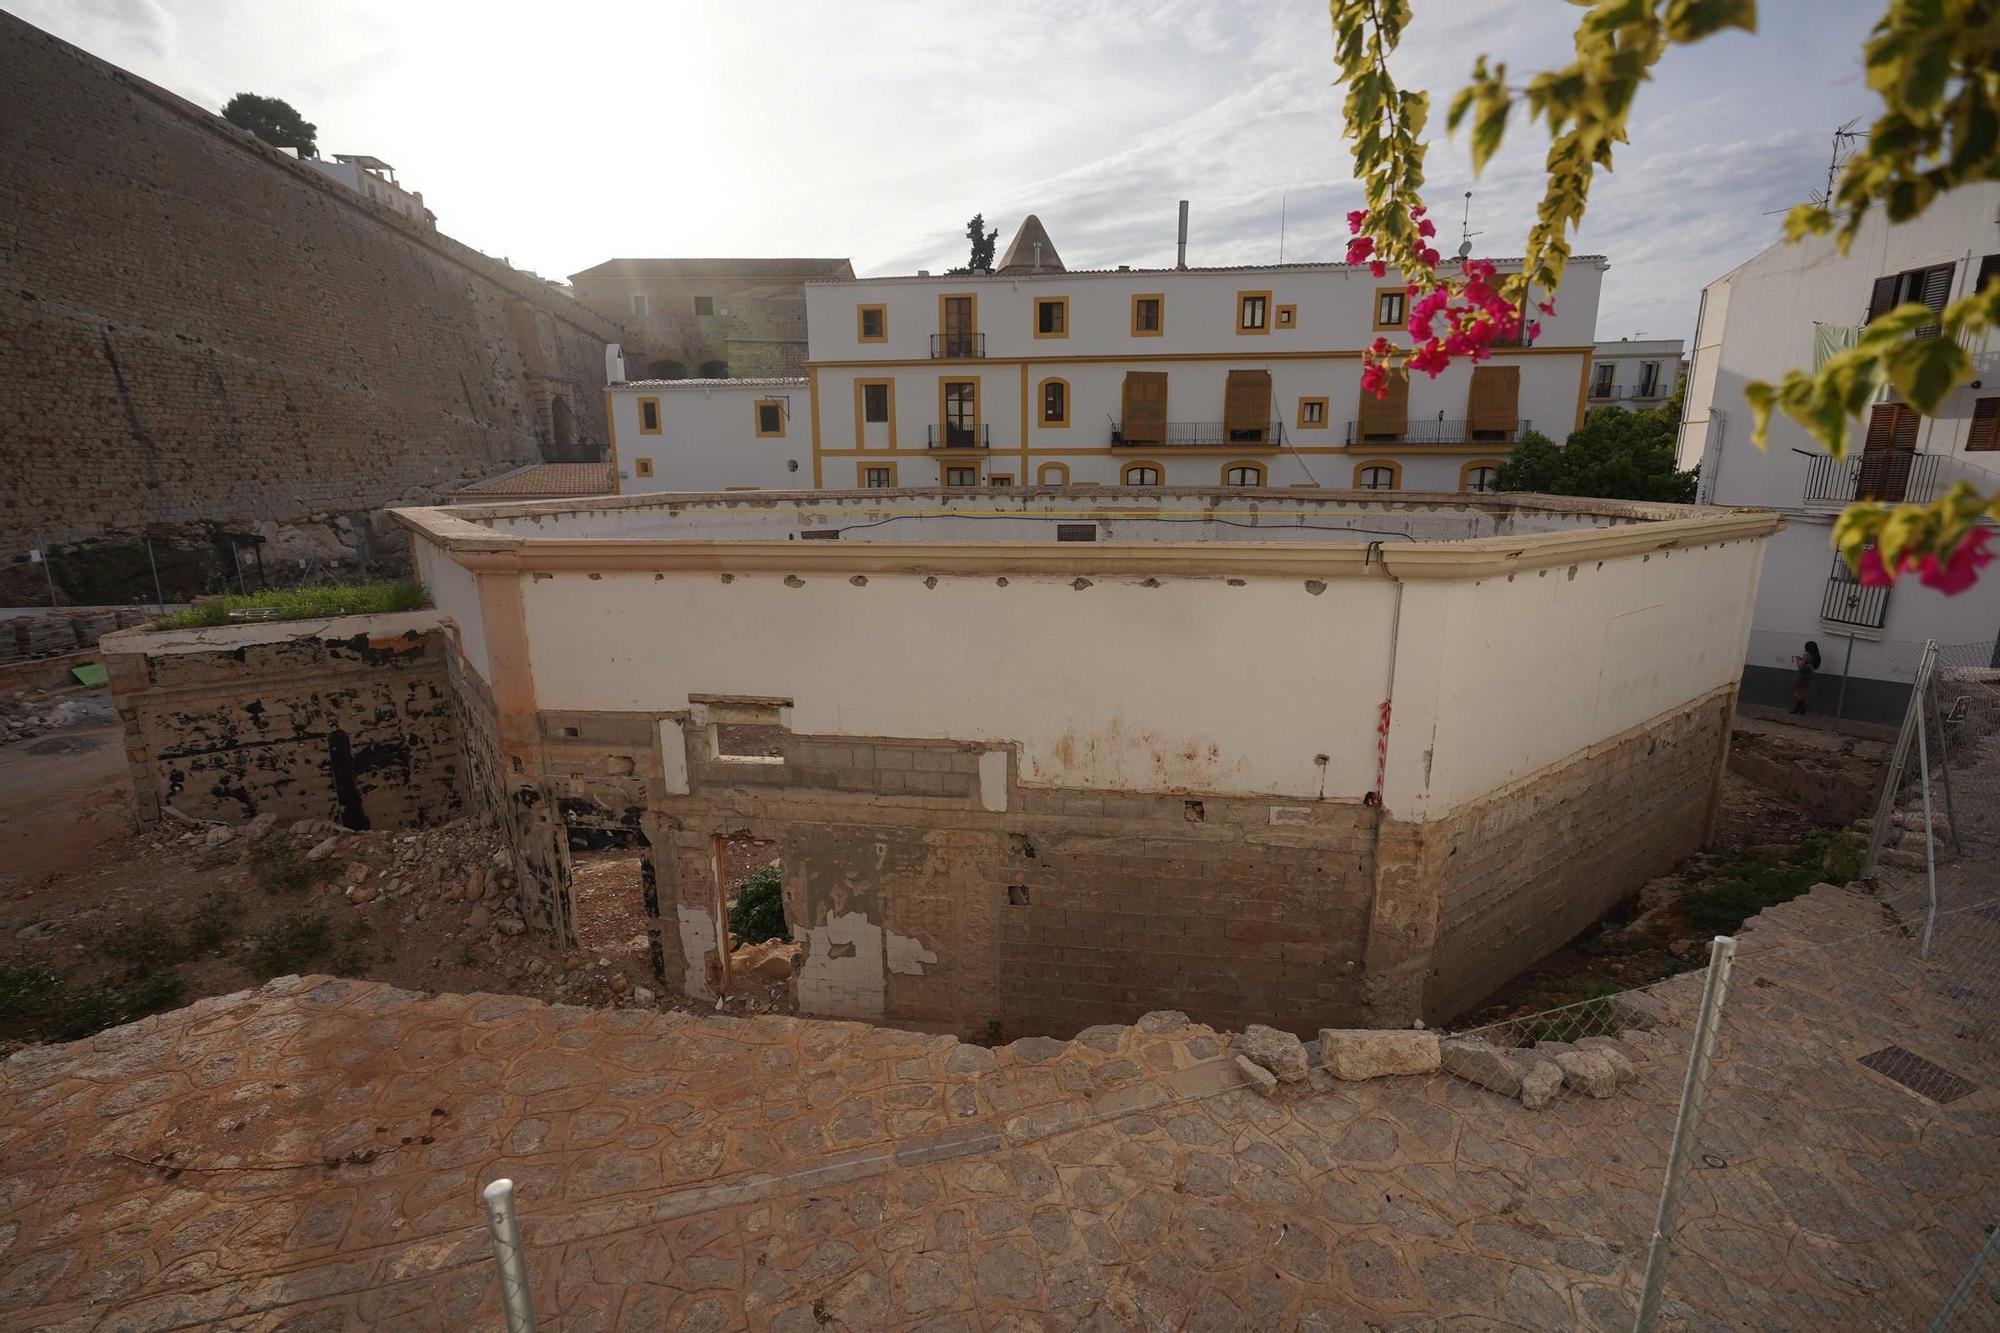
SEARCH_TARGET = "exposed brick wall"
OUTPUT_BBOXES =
[0,14,622,559]
[1417,687,1734,1021]
[105,621,466,830]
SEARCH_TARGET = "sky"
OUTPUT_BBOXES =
[8,0,1886,344]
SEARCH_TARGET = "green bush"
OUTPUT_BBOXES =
[184,891,242,952]
[1682,833,1849,935]
[728,865,789,945]
[99,914,185,972]
[0,960,186,1042]
[0,961,65,1025]
[154,580,427,630]
[252,913,332,974]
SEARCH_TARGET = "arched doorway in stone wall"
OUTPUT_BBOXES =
[698,360,729,379]
[646,359,687,380]
[551,395,575,456]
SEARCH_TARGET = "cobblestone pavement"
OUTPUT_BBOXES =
[1,877,1994,1331]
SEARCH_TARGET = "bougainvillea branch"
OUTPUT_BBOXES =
[1327,0,2000,593]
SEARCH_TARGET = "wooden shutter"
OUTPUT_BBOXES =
[1467,365,1521,434]
[1866,274,1899,323]
[1224,370,1273,440]
[1356,373,1408,440]
[1978,255,2000,299]
[1967,397,1999,453]
[1857,403,1918,500]
[1120,371,1168,444]
[1917,264,1954,314]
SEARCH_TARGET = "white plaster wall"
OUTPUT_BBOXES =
[515,569,1403,799]
[1381,535,1766,817]
[614,383,810,492]
[414,541,490,685]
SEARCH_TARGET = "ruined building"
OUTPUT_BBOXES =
[0,14,624,603]
[351,485,1781,1038]
[568,257,856,380]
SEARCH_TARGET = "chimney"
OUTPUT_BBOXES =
[1176,200,1190,269]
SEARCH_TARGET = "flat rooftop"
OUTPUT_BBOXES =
[396,488,1776,579]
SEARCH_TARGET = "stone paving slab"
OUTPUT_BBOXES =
[2,880,1995,1331]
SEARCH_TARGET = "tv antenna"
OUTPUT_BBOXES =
[1458,190,1481,259]
[1812,118,1868,210]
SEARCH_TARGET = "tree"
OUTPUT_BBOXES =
[955,214,998,274]
[1329,0,1998,593]
[1495,400,1698,504]
[222,93,317,157]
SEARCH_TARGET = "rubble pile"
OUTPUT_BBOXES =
[0,688,118,746]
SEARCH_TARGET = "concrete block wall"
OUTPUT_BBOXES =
[105,615,466,830]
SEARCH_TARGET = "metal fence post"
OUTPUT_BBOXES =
[482,1178,538,1333]
[1633,935,1738,1332]
[1864,640,1938,877]
[1927,1224,2000,1332]
[1915,689,1939,959]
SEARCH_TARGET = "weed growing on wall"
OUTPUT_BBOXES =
[153,580,428,630]
[728,865,789,945]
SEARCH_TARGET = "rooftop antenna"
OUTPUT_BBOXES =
[1278,192,1288,264]
[1812,118,1868,210]
[1457,190,1481,260]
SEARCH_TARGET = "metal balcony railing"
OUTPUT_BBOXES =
[1821,561,1889,630]
[1801,451,1942,506]
[929,333,986,359]
[927,423,990,449]
[1588,384,1668,401]
[1108,420,1286,448]
[1343,418,1532,445]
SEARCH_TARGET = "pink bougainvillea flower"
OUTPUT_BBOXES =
[1856,546,1897,587]
[1346,236,1375,265]
[1409,205,1426,219]
[1418,246,1440,268]
[1369,261,1387,278]
[1360,361,1388,398]
[1409,339,1452,378]
[1416,218,1437,239]
[1346,209,1369,234]
[1918,528,1994,596]
[1537,300,1557,316]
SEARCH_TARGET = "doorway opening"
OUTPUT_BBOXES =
[550,395,576,457]
[714,833,798,1011]
[565,820,659,1004]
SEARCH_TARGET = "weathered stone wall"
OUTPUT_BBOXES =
[105,616,465,830]
[0,14,622,586]
[1416,687,1735,1022]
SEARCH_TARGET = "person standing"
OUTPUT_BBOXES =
[1791,640,1822,714]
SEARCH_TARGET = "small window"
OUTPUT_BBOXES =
[1592,363,1616,398]
[1462,463,1500,493]
[755,400,784,437]
[863,466,894,488]
[946,466,978,487]
[1297,397,1328,429]
[1057,523,1096,541]
[862,382,890,424]
[1275,304,1296,328]
[1237,291,1270,333]
[1224,464,1264,486]
[1132,294,1163,336]
[1040,378,1069,426]
[857,304,887,342]
[1374,289,1406,330]
[1037,462,1070,485]
[694,295,716,316]
[988,474,1014,486]
[629,292,649,320]
[638,397,662,433]
[1968,397,1999,452]
[1034,297,1068,339]
[1123,463,1162,486]
[1356,463,1399,490]
[634,457,654,478]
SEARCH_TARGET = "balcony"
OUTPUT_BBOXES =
[1108,420,1286,448]
[1821,561,1889,630]
[1343,418,1533,446]
[927,423,990,450]
[1801,451,1942,507]
[1588,385,1669,403]
[929,333,986,360]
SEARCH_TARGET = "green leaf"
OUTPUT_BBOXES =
[1881,330,1971,413]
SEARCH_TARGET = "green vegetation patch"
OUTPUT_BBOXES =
[728,865,790,945]
[153,580,427,630]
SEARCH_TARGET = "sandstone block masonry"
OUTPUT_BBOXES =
[0,15,623,593]
[104,612,468,830]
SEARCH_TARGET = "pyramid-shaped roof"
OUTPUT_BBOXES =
[995,215,1064,274]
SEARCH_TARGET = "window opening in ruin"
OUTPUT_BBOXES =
[716,834,796,1007]
[564,819,658,1002]
[713,723,788,763]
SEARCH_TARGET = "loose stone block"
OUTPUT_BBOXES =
[1520,1060,1564,1110]
[1439,1037,1524,1096]
[1234,1054,1278,1098]
[1235,1024,1309,1083]
[1554,1050,1619,1098]
[1321,1029,1441,1081]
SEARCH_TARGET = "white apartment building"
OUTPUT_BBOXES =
[1587,337,1683,410]
[1679,183,2000,721]
[609,216,1605,495]
[610,378,810,490]
[300,153,429,224]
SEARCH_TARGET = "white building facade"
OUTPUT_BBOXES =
[609,219,1606,496]
[1678,184,2000,721]
[1587,337,1683,411]
[609,378,810,491]
[300,154,428,224]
